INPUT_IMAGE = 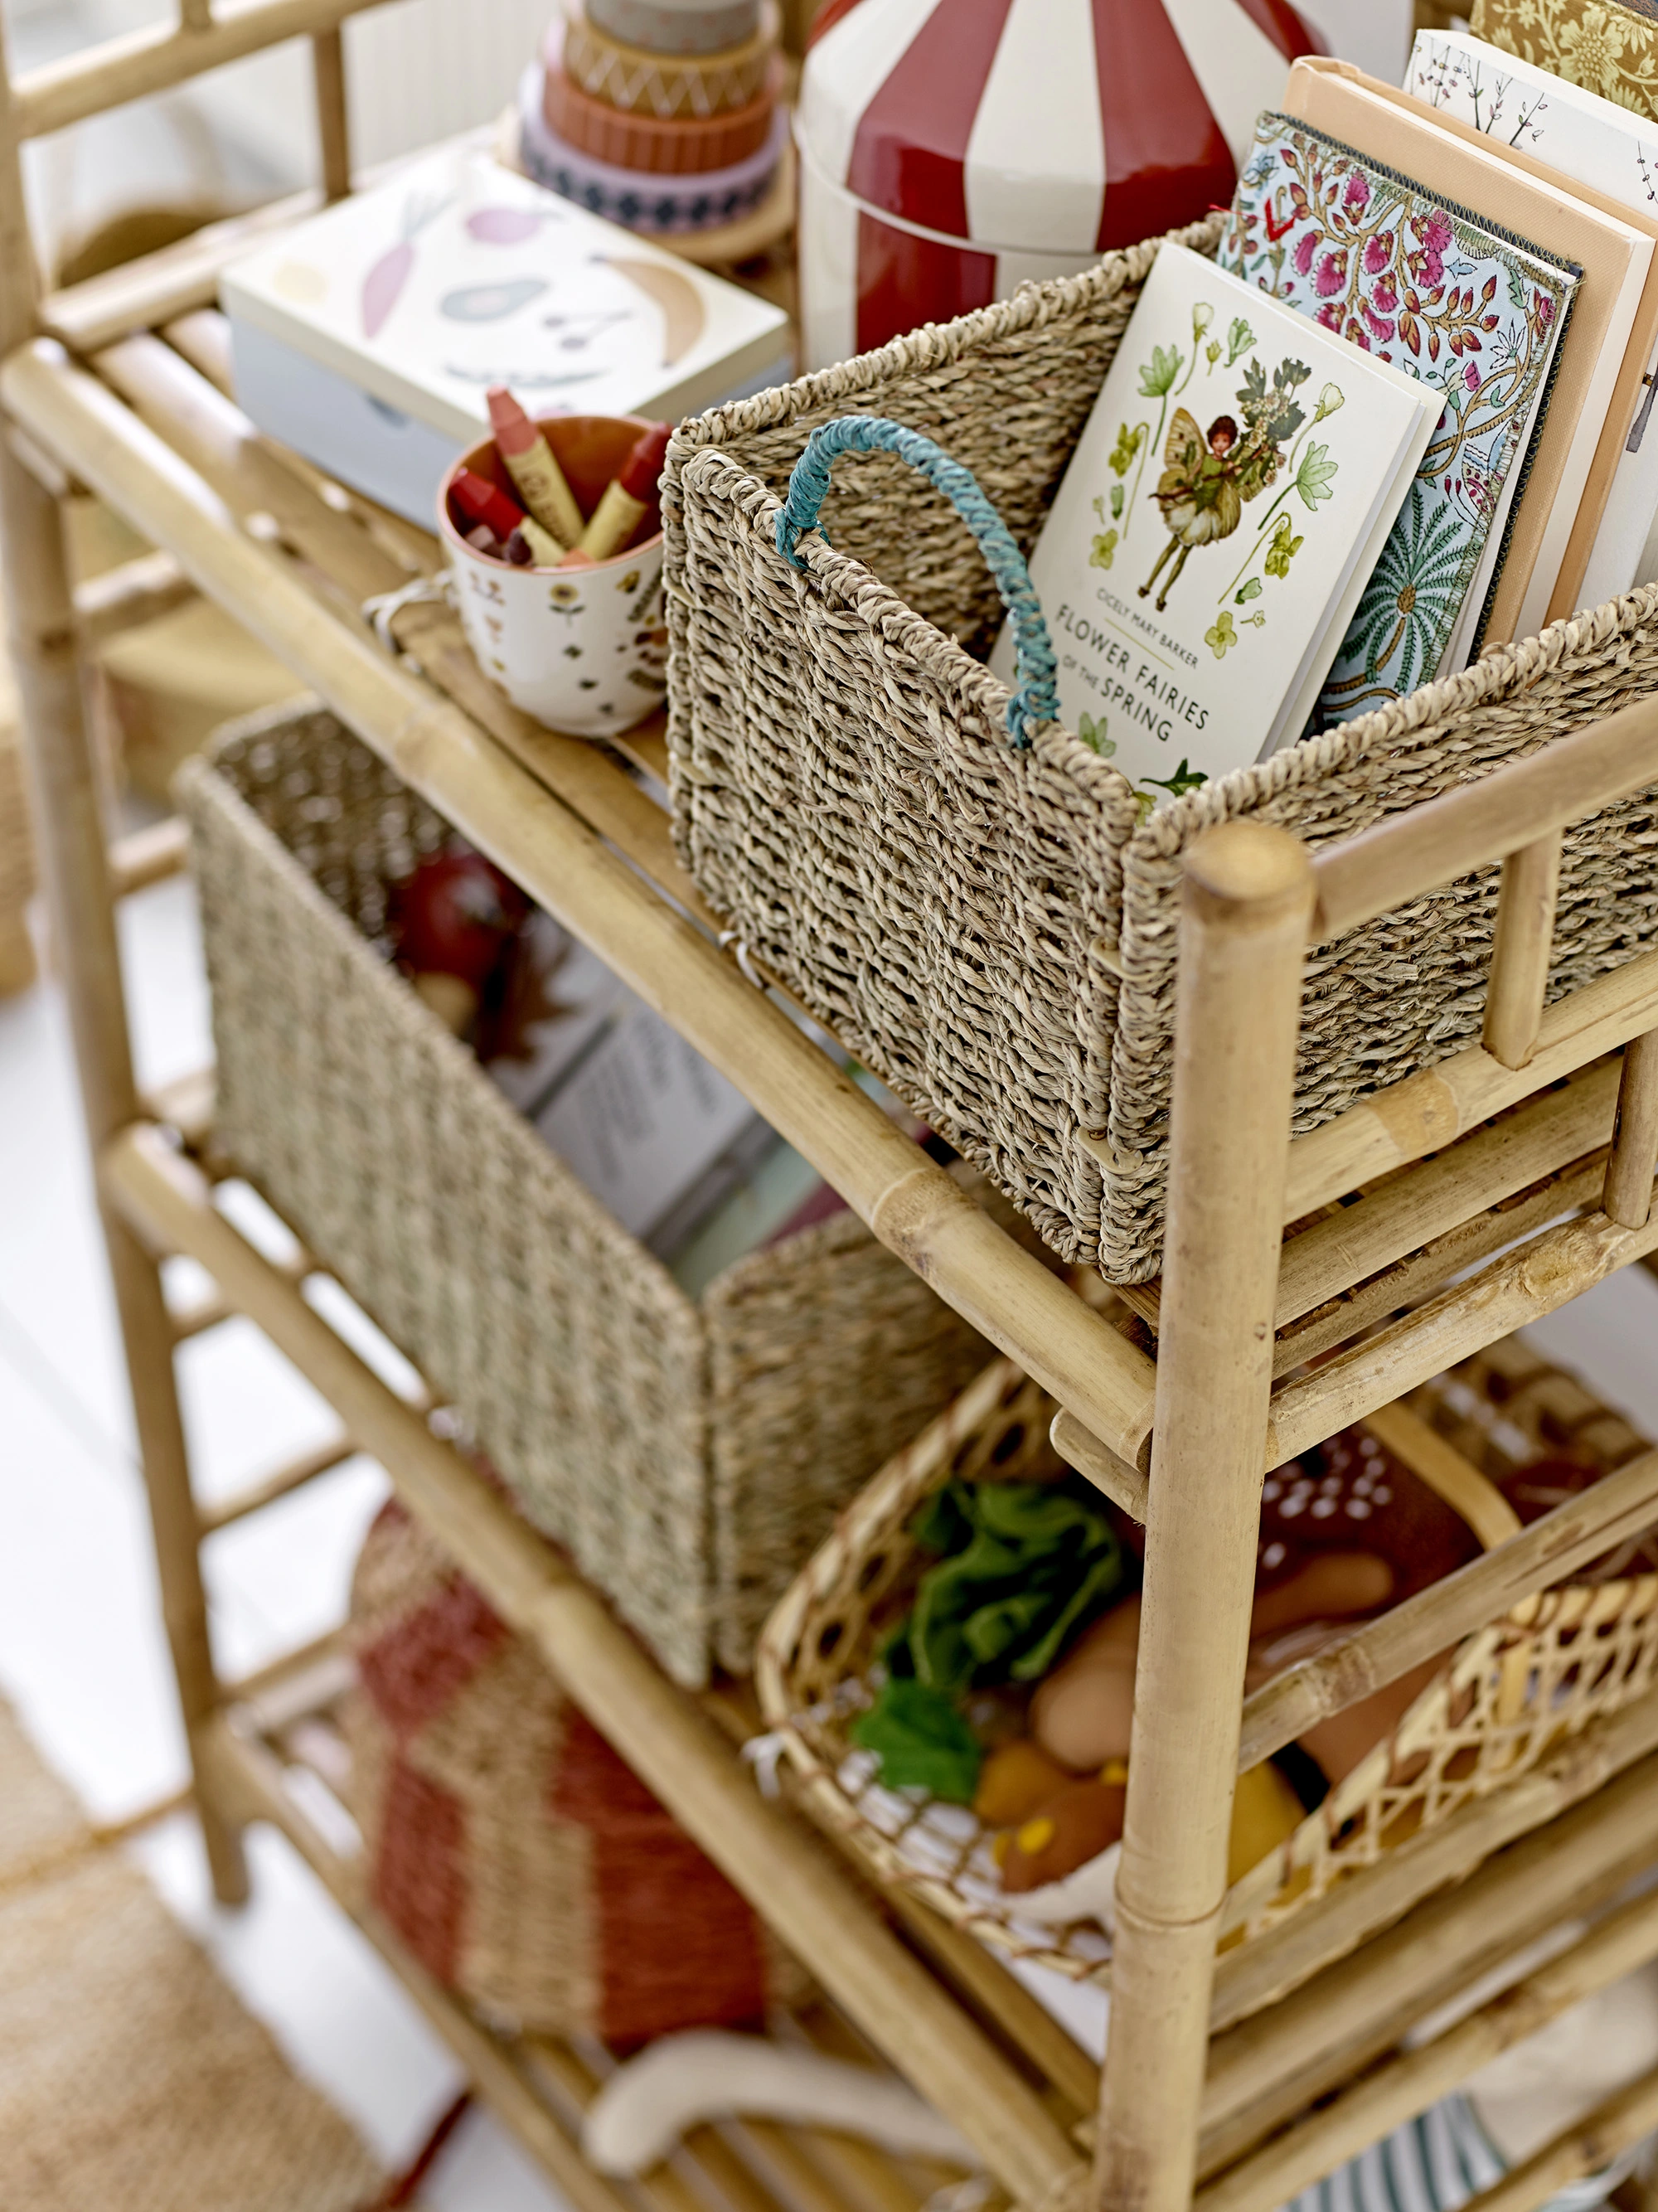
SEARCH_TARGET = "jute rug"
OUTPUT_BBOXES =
[0,1694,385,2211]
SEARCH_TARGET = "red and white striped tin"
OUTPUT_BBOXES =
[796,0,1321,371]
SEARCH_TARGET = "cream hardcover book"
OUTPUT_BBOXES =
[1408,27,1658,606]
[991,245,1442,798]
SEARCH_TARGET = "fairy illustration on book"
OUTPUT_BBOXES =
[1138,356,1321,610]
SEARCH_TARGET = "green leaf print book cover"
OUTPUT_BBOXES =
[992,245,1441,804]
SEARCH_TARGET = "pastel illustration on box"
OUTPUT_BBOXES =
[795,0,1322,371]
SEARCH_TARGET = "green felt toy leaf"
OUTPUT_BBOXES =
[850,1678,982,1802]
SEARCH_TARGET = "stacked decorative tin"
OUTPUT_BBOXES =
[520,0,786,235]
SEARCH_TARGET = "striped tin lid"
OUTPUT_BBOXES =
[798,0,1321,257]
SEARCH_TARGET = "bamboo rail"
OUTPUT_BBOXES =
[107,815,190,899]
[103,1120,1086,2211]
[1210,1676,1658,2030]
[1197,1885,1658,2212]
[1267,1196,1658,1464]
[73,546,193,645]
[1279,949,1658,1219]
[2,338,1161,1471]
[1455,2064,1658,2212]
[1310,696,1658,941]
[1199,1750,1658,2174]
[12,0,397,138]
[1237,1443,1658,1768]
[196,1434,356,1533]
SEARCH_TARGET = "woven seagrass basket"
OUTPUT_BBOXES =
[663,213,1658,1283]
[345,1493,804,2039]
[180,700,1007,1688]
[755,1344,1658,1982]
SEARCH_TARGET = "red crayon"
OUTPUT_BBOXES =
[451,466,526,543]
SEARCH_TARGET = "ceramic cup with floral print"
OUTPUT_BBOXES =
[439,415,667,738]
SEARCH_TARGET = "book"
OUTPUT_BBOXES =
[219,141,792,526]
[1407,26,1658,608]
[991,242,1442,795]
[1284,60,1656,651]
[1471,0,1658,120]
[1218,111,1579,719]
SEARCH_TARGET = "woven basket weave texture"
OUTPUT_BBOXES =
[664,215,1658,1282]
[756,1341,1658,1986]
[345,1495,801,2038]
[181,701,1000,1687]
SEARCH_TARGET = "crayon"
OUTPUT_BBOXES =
[452,467,526,542]
[506,515,568,567]
[577,421,671,560]
[465,522,505,558]
[487,386,586,547]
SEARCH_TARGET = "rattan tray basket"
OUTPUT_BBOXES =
[180,700,1005,1689]
[755,1345,1658,1982]
[663,214,1658,1283]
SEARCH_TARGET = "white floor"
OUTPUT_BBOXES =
[0,875,574,2210]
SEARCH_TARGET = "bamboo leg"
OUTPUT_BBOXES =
[1481,833,1560,1070]
[1095,823,1315,2212]
[0,14,248,1903]
[310,27,351,202]
[1603,1029,1658,1229]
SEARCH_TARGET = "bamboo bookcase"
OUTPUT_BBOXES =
[7,9,1658,2212]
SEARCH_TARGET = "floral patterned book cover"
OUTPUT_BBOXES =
[991,243,1441,803]
[1471,0,1658,116]
[1217,114,1579,724]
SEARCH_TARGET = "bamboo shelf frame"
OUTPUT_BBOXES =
[6,10,1658,2211]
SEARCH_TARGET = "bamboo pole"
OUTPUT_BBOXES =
[40,187,325,354]
[1454,2064,1658,2212]
[1273,1062,1618,1327]
[13,0,397,138]
[1210,1676,1658,2030]
[106,1123,1086,2210]
[107,813,190,899]
[1049,1411,1149,1521]
[1196,1884,1658,2212]
[5,342,1158,1466]
[1604,1031,1658,1229]
[0,46,245,1900]
[1278,948,1658,1220]
[1481,834,1561,1070]
[1310,698,1658,942]
[1266,1199,1658,1465]
[310,27,350,201]
[1273,1152,1609,1378]
[1200,1749,1658,2173]
[1236,1443,1658,1770]
[1359,1403,1522,1549]
[196,1433,356,1532]
[73,546,194,645]
[1096,824,1315,2212]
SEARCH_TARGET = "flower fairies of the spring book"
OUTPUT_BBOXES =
[993,244,1441,804]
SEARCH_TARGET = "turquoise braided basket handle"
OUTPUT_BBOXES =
[774,415,1058,749]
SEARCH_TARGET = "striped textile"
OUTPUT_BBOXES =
[1281,2094,1631,2212]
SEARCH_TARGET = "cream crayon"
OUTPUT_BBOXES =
[486,386,586,548]
[577,422,671,560]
